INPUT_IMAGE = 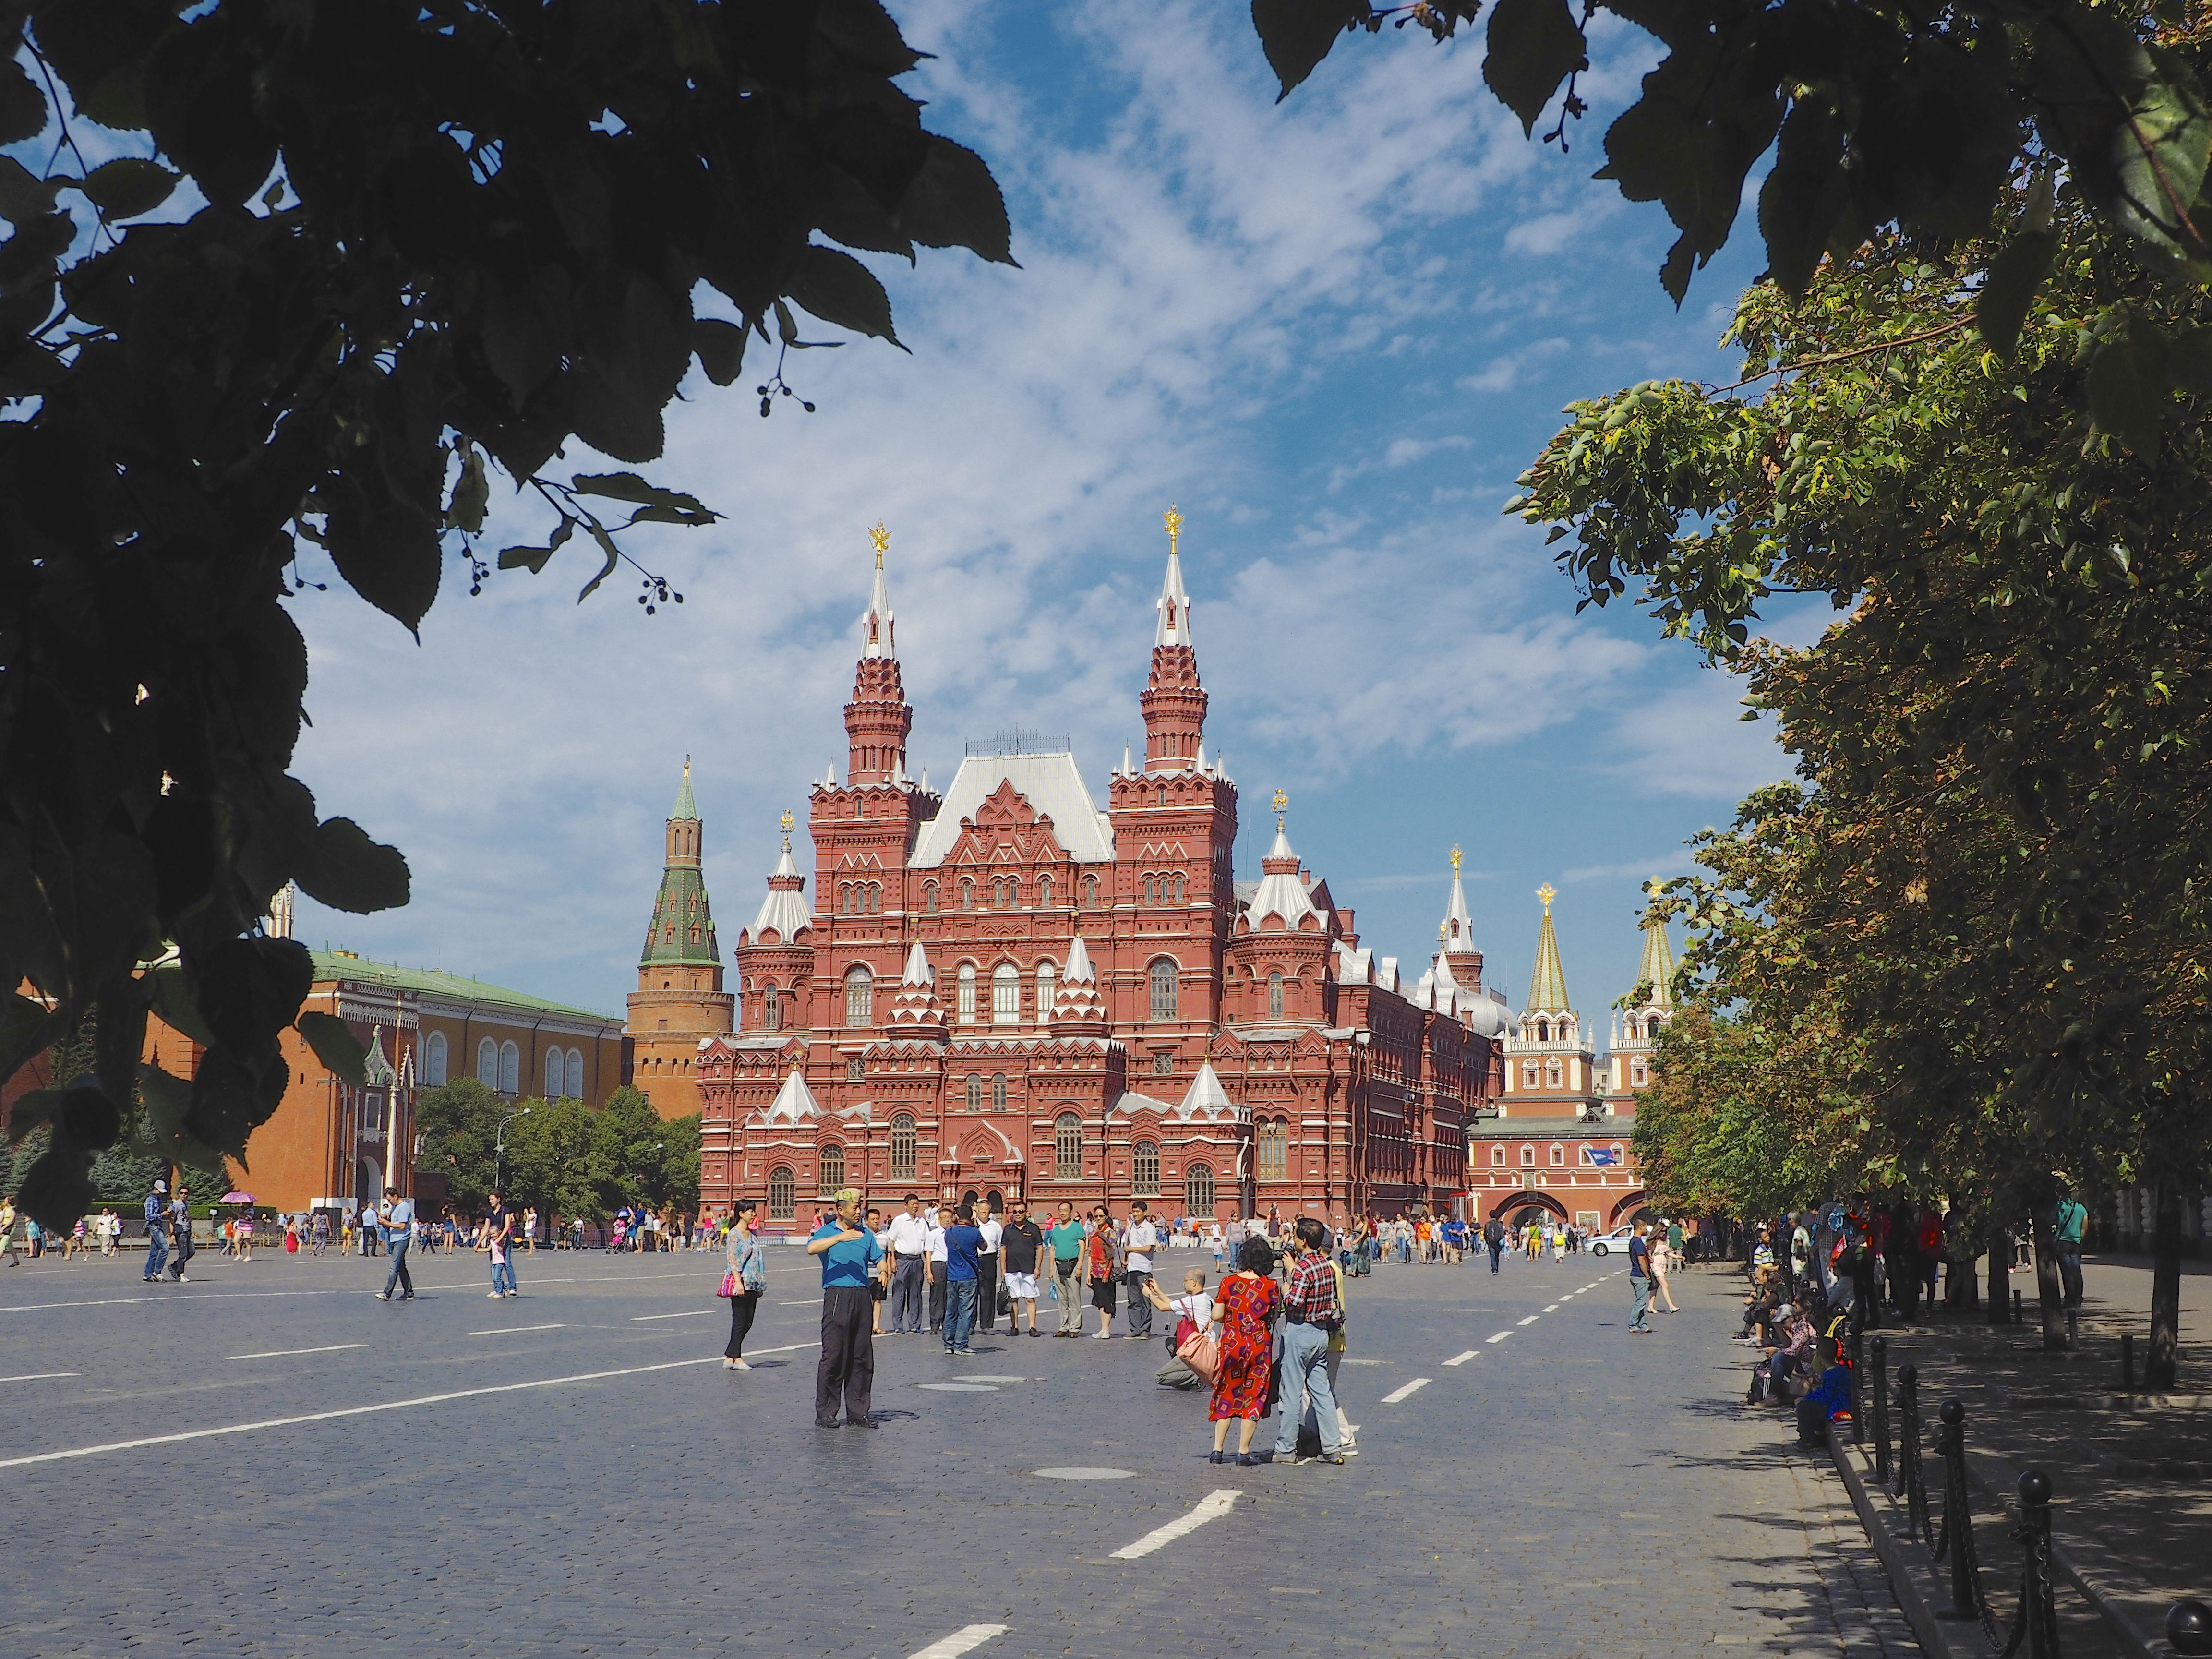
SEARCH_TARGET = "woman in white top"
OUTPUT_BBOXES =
[1142,1269,1220,1391]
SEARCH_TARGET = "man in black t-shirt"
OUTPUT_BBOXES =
[1627,1223,1653,1333]
[998,1200,1046,1338]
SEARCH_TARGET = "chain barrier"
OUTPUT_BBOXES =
[1895,1364,1936,1549]
[1923,1397,2060,1658]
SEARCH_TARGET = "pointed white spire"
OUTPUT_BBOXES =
[862,522,896,660]
[1155,506,1193,648]
[1441,845,1475,950]
[1178,1060,1233,1119]
[1064,934,1096,983]
[902,940,933,986]
[1121,743,1133,776]
[1196,739,1207,773]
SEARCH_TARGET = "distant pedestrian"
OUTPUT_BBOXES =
[311,1210,329,1255]
[0,1195,18,1268]
[1483,1214,1505,1273]
[723,1201,766,1370]
[1046,1201,1086,1337]
[140,1181,168,1281]
[375,1187,414,1301]
[807,1188,883,1428]
[2054,1190,2087,1309]
[866,1207,890,1335]
[167,1187,194,1281]
[1122,1201,1159,1340]
[1000,1200,1045,1338]
[1084,1205,1123,1339]
[974,1200,1003,1335]
[925,1202,949,1336]
[1209,1237,1283,1465]
[484,1191,517,1298]
[885,1193,928,1336]
[942,1203,982,1355]
[1274,1217,1346,1465]
[1649,1224,1679,1312]
[1627,1222,1653,1334]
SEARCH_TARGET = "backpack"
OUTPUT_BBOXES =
[1746,1360,1771,1405]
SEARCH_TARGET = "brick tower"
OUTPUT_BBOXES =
[628,760,735,1118]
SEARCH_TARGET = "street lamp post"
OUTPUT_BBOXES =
[495,1104,530,1195]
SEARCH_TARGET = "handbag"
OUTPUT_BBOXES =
[996,1282,1013,1318]
[717,1269,737,1298]
[1175,1328,1220,1382]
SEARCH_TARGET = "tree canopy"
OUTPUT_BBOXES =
[414,1079,697,1220]
[0,0,1010,1228]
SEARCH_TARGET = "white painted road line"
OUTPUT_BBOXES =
[631,1310,712,1321]
[0,1372,79,1383]
[1544,1304,1560,1312]
[1379,1378,1431,1405]
[1443,1350,1479,1367]
[466,1323,565,1337]
[226,1344,366,1361]
[904,1623,1010,1659]
[779,1299,817,1306]
[1486,1331,1512,1343]
[1108,1489,1239,1560]
[1517,1315,1539,1326]
[0,1355,729,1470]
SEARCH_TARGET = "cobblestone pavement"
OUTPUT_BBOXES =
[0,1243,1919,1657]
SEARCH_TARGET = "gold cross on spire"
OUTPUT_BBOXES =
[1537,882,1557,911]
[1164,505,1182,556]
[1272,787,1287,830]
[779,808,794,848]
[1449,843,1461,876]
[868,521,890,568]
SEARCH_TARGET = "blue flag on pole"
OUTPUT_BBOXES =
[1587,1147,1619,1166]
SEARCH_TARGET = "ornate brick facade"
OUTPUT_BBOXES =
[656,517,1510,1225]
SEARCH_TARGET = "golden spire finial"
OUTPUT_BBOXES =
[868,521,890,567]
[1272,787,1287,830]
[1538,882,1557,911]
[684,754,690,777]
[1164,505,1183,557]
[1439,919,1450,943]
[779,808,794,849]
[1450,843,1462,877]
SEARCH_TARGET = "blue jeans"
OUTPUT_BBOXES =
[144,1227,168,1279]
[943,1279,977,1351]
[1273,1322,1342,1457]
[492,1255,517,1295]
[1629,1274,1652,1330]
[2056,1244,2083,1308]
[382,1235,413,1298]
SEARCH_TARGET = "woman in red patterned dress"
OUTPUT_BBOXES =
[1209,1237,1283,1465]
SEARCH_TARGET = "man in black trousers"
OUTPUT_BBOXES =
[807,1187,885,1428]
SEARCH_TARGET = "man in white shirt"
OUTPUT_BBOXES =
[1122,1201,1160,1340]
[925,1205,950,1336]
[884,1194,929,1335]
[974,1202,1004,1334]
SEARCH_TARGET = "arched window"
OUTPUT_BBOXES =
[1054,1112,1082,1178]
[957,962,977,1025]
[1631,1057,1649,1088]
[1037,875,1052,907]
[890,1115,918,1181]
[846,1054,865,1082]
[1149,958,1178,1021]
[960,878,974,909]
[1133,1140,1161,1195]
[923,881,938,914]
[1544,1057,1563,1090]
[498,1040,520,1095]
[992,1074,1008,1112]
[1036,960,1056,1021]
[845,965,873,1028]
[767,1166,796,1219]
[1258,1118,1287,1178]
[1492,1144,1507,1166]
[1549,1142,1565,1166]
[1611,1142,1626,1165]
[837,883,851,914]
[1082,874,1097,906]
[817,1143,845,1193]
[764,985,781,1030]
[964,1074,982,1112]
[1536,1018,1550,1042]
[1268,973,1285,1019]
[1185,1163,1215,1216]
[423,1031,448,1088]
[1520,1144,1536,1167]
[1172,872,1184,903]
[477,1037,498,1086]
[992,963,1020,1023]
[566,1047,585,1098]
[544,1047,564,1097]
[1521,1058,1539,1089]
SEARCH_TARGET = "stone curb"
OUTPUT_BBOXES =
[1826,1433,1977,1659]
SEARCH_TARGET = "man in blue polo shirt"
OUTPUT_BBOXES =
[941,1203,983,1355]
[808,1187,886,1427]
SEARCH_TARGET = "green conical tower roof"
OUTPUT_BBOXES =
[642,760,719,966]
[1525,883,1571,1012]
[1635,886,1675,1007]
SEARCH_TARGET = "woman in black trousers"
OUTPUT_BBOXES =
[723,1202,765,1370]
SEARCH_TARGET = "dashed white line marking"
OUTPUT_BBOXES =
[0,1372,79,1383]
[1486,1331,1512,1343]
[225,1344,365,1361]
[905,1623,1009,1658]
[1379,1377,1431,1404]
[1544,1304,1560,1312]
[0,1354,729,1469]
[1108,1489,1238,1560]
[1517,1315,1540,1326]
[466,1323,565,1337]
[779,1299,817,1306]
[631,1310,712,1321]
[1443,1350,1479,1367]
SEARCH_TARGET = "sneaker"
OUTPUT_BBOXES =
[1235,1452,1262,1466]
[1312,1453,1347,1465]
[954,1347,972,1355]
[815,1419,842,1429]
[174,1274,189,1283]
[400,1293,414,1300]
[374,1291,390,1301]
[1028,1329,1042,1338]
[844,1416,878,1429]
[1340,1443,1359,1457]
[1092,1330,1113,1339]
[731,1359,752,1371]
[1208,1450,1227,1464]
[488,1291,502,1298]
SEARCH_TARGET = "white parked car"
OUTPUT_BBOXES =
[1588,1227,1637,1257]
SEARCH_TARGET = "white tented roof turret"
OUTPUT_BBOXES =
[747,843,812,944]
[764,1065,820,1122]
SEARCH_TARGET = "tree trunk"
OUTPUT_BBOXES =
[2031,1209,2067,1351]
[1987,1219,2011,1325]
[2147,1179,2183,1390]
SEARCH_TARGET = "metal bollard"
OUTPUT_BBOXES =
[1849,1326,1866,1443]
[1871,1335,1891,1487]
[2169,1598,2212,1656]
[2017,1468,2059,1659]
[2124,1333,2137,1391]
[2013,1287,2024,1325]
[1938,1398,1975,1619]
[1896,1365,1932,1546]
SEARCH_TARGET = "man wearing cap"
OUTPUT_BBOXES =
[142,1178,170,1282]
[807,1188,885,1427]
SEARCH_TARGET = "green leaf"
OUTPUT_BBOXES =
[2085,325,2168,457]
[4,1088,65,1143]
[1758,99,1848,295]
[2167,323,2212,394]
[0,54,47,146]
[75,156,178,218]
[694,318,748,386]
[136,1062,230,1171]
[1976,230,2058,360]
[147,962,219,1050]
[2033,17,2212,264]
[784,246,903,347]
[1484,0,1588,137]
[445,442,489,535]
[571,471,709,514]
[0,990,59,1086]
[898,137,1017,266]
[293,817,410,914]
[0,155,61,225]
[297,1010,368,1088]
[498,517,573,574]
[578,521,623,604]
[324,482,442,634]
[1252,0,1367,101]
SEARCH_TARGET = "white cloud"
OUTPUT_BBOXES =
[1503,212,1582,257]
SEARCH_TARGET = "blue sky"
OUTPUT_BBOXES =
[268,4,1794,1023]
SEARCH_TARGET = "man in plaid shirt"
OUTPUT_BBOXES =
[1274,1216,1346,1465]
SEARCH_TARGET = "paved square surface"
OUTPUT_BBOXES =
[0,1242,1918,1656]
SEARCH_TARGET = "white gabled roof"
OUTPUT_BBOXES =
[763,1066,820,1123]
[1178,1060,1238,1120]
[908,751,1115,867]
[902,940,933,985]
